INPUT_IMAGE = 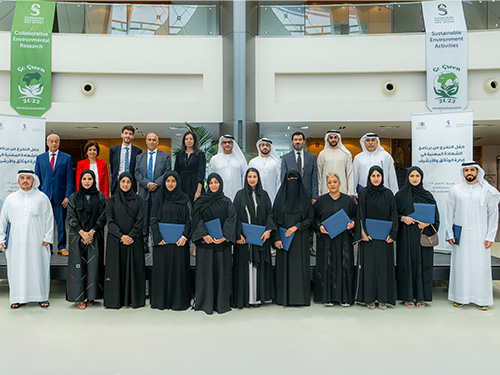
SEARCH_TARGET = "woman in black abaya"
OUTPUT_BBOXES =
[104,172,145,309]
[395,166,439,307]
[150,170,192,311]
[273,170,314,307]
[66,170,107,310]
[232,168,276,308]
[313,172,357,306]
[355,166,398,311]
[191,173,237,314]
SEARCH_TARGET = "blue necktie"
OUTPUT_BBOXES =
[148,152,154,182]
[124,147,130,172]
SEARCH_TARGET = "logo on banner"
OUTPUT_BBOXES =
[432,65,460,104]
[17,65,45,103]
[437,4,448,16]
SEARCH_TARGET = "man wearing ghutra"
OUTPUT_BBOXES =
[446,161,500,311]
[353,133,398,195]
[317,130,354,196]
[0,170,53,309]
[207,135,247,201]
[248,138,281,203]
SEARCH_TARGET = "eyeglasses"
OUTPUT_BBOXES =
[221,141,233,145]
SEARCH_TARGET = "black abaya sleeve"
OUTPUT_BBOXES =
[263,192,277,232]
[197,152,206,185]
[354,189,368,243]
[91,193,108,232]
[313,198,322,232]
[106,199,124,239]
[388,191,399,241]
[232,191,244,239]
[294,202,313,232]
[222,198,237,244]
[126,199,144,239]
[191,218,209,243]
[181,201,193,240]
[67,193,83,233]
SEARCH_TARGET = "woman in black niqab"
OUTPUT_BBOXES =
[272,170,314,307]
[355,166,398,310]
[150,170,192,311]
[104,172,145,309]
[191,173,237,314]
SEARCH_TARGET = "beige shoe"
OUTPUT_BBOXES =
[453,302,464,308]
[58,248,69,256]
[477,305,489,311]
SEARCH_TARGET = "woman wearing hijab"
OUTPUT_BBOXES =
[355,166,398,310]
[395,166,439,307]
[66,170,107,310]
[191,173,237,314]
[104,172,145,309]
[150,171,192,311]
[273,170,314,307]
[232,168,276,308]
[313,172,357,307]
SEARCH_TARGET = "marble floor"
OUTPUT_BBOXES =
[1,247,500,375]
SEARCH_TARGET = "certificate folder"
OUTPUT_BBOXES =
[242,223,266,246]
[409,203,435,224]
[452,224,462,245]
[356,184,364,194]
[365,219,393,241]
[279,227,295,251]
[159,223,185,244]
[321,209,351,240]
[205,218,223,240]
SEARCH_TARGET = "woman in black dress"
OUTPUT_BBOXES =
[232,168,276,308]
[355,166,398,311]
[395,166,439,307]
[150,170,192,311]
[174,131,206,203]
[273,170,314,307]
[191,173,237,314]
[313,172,357,307]
[66,170,107,310]
[104,172,145,309]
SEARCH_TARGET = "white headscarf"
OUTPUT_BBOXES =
[18,169,40,190]
[217,135,247,168]
[360,132,384,154]
[460,161,500,206]
[324,130,352,159]
[256,138,280,163]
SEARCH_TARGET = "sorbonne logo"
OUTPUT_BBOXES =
[18,69,44,103]
[433,71,459,103]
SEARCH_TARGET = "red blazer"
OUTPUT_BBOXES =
[76,158,109,199]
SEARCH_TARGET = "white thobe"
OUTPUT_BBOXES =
[248,156,281,203]
[317,147,354,196]
[353,149,399,194]
[0,188,54,304]
[446,183,499,306]
[208,153,246,201]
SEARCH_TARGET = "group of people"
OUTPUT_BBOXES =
[0,127,499,314]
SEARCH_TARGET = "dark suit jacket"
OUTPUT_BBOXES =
[35,151,74,203]
[76,158,110,199]
[281,150,318,199]
[109,144,142,194]
[134,149,171,202]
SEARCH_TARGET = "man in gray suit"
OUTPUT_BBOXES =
[135,132,171,252]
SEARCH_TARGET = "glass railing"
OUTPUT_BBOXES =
[0,1,218,36]
[259,1,500,36]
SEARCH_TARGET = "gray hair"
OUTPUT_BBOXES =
[46,133,60,142]
[326,172,340,183]
[146,132,159,141]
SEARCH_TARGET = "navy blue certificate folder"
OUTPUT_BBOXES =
[205,218,223,240]
[356,184,364,194]
[452,224,462,245]
[365,219,393,241]
[279,227,295,251]
[409,203,435,224]
[242,223,266,246]
[321,209,351,240]
[159,223,185,244]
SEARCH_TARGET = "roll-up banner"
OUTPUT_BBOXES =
[411,111,473,250]
[0,114,46,211]
[10,1,55,117]
[422,1,467,112]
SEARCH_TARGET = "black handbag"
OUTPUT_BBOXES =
[420,224,439,247]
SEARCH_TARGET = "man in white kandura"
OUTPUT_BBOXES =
[0,170,54,309]
[248,138,281,203]
[317,130,354,196]
[353,132,399,195]
[207,134,247,201]
[446,161,500,311]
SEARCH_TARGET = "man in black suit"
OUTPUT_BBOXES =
[135,132,171,252]
[109,125,142,195]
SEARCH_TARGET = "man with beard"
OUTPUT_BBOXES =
[446,161,500,311]
[248,138,281,203]
[317,130,354,196]
[0,170,54,309]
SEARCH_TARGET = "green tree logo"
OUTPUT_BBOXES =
[433,71,459,99]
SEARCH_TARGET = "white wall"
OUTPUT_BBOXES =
[0,32,223,135]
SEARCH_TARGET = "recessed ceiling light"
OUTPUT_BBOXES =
[76,126,100,130]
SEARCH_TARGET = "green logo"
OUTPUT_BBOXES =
[433,71,459,99]
[18,71,44,99]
